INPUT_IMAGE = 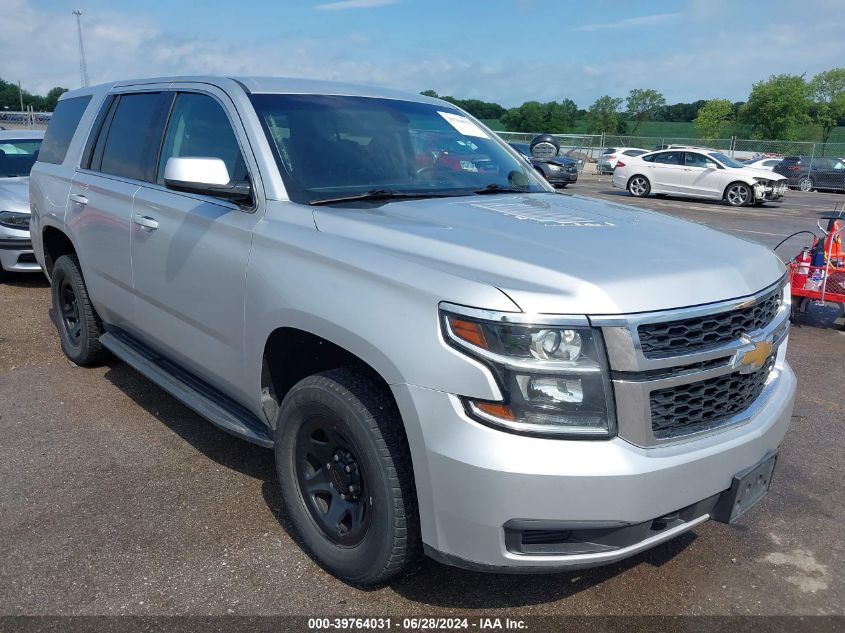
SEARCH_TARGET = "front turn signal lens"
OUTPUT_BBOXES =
[448,316,488,349]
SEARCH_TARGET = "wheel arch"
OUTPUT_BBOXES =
[41,226,78,279]
[260,324,403,429]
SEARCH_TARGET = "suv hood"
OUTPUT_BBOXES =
[313,193,784,315]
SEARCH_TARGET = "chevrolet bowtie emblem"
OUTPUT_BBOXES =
[736,340,773,374]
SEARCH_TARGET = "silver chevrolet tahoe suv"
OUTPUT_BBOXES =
[30,77,796,585]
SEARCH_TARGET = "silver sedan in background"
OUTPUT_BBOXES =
[0,130,43,280]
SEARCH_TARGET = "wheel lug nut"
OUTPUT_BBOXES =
[333,455,340,462]
[340,493,346,500]
[345,465,352,473]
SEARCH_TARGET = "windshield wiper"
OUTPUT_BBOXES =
[473,184,528,195]
[309,188,456,206]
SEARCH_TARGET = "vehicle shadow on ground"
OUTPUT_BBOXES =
[0,271,50,288]
[102,360,699,608]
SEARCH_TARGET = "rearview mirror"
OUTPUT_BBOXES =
[164,157,252,203]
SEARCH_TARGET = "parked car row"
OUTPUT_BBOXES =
[773,156,845,192]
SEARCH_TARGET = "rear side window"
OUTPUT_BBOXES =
[156,92,247,184]
[94,92,169,182]
[653,151,683,165]
[37,96,91,165]
[641,154,655,162]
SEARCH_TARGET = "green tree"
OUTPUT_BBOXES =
[625,88,666,134]
[585,95,626,134]
[501,100,577,133]
[694,98,734,139]
[419,89,439,98]
[809,68,845,145]
[44,87,69,111]
[740,74,811,140]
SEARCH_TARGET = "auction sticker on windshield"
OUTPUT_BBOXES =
[438,111,489,138]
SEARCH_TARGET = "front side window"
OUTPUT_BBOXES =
[708,152,744,168]
[0,138,43,177]
[37,96,91,165]
[157,92,248,185]
[685,152,718,169]
[96,92,167,181]
[249,94,547,204]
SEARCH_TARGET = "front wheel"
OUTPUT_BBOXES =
[798,177,814,192]
[627,175,651,197]
[725,182,753,207]
[274,368,420,585]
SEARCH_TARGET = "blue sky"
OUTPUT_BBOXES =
[7,0,845,107]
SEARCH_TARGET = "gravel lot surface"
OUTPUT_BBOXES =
[1,179,843,617]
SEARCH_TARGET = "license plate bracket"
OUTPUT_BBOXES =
[712,451,778,523]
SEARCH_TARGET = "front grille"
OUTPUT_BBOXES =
[638,287,781,359]
[650,356,775,439]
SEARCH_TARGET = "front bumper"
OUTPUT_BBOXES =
[393,362,795,572]
[546,170,578,185]
[753,181,787,201]
[0,236,40,273]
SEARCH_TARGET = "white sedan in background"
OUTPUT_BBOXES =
[743,156,783,171]
[612,149,788,207]
[597,147,649,174]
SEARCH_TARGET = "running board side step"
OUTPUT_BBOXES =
[100,331,274,448]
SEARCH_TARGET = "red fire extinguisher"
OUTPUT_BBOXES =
[795,247,812,289]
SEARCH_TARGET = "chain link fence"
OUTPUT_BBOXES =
[0,109,51,130]
[492,130,845,175]
[495,131,596,173]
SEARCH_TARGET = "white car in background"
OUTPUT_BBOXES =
[743,156,783,171]
[612,148,788,207]
[597,147,648,174]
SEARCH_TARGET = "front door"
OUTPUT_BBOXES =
[129,87,263,401]
[676,151,724,198]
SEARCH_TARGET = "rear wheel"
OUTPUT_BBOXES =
[274,368,420,585]
[799,177,814,192]
[50,254,107,365]
[725,182,752,207]
[627,175,650,197]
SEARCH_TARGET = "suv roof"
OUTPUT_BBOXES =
[59,75,438,106]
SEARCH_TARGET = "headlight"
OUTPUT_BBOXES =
[753,178,771,185]
[0,210,31,230]
[547,163,562,171]
[440,306,616,438]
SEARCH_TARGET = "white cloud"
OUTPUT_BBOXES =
[314,0,399,10]
[2,0,844,109]
[574,12,681,32]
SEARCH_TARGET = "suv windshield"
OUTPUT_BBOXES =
[0,138,42,177]
[708,152,744,168]
[249,94,547,204]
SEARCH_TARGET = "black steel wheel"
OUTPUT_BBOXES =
[50,254,107,365]
[275,368,420,585]
[295,417,371,547]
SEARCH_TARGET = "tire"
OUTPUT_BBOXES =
[274,368,420,585]
[627,175,650,198]
[50,254,108,365]
[724,182,753,207]
[798,177,814,192]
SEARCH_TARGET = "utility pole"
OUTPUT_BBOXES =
[72,9,90,88]
[18,80,24,112]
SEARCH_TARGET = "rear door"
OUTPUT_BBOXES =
[129,85,264,401]
[647,151,685,192]
[68,89,171,327]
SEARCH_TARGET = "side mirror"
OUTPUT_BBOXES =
[164,157,252,203]
[706,162,718,169]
